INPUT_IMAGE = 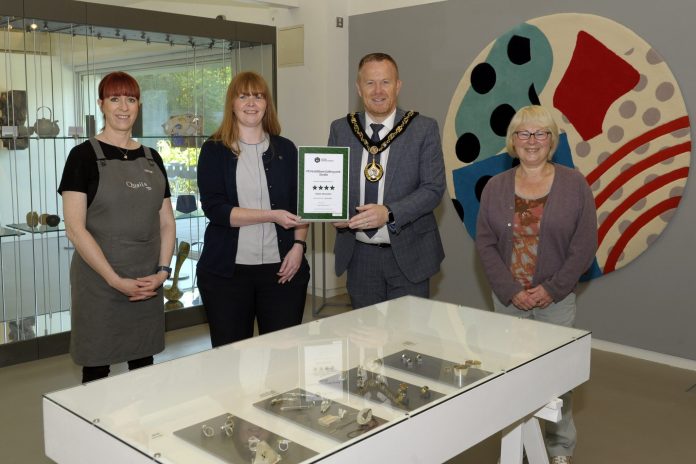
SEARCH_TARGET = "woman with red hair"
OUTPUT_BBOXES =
[59,71,175,383]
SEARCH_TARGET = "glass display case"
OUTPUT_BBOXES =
[0,0,276,362]
[44,296,592,464]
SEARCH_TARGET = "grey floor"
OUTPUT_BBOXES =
[1,296,695,463]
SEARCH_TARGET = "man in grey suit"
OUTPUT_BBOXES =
[328,52,446,309]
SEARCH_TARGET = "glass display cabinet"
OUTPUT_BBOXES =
[0,0,276,365]
[44,296,592,464]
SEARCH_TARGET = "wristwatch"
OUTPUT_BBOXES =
[385,205,397,233]
[293,239,307,253]
[155,265,172,279]
[385,206,395,225]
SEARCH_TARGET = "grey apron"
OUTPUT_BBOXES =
[70,138,165,366]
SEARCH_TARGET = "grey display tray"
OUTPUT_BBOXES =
[379,349,492,388]
[254,388,387,442]
[174,413,317,463]
[319,367,445,412]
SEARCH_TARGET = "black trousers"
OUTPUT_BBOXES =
[81,355,153,384]
[197,261,310,348]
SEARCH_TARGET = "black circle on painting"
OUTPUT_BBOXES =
[456,132,480,163]
[451,198,464,221]
[490,104,516,137]
[471,63,496,94]
[475,175,493,202]
[507,35,531,65]
[528,83,541,105]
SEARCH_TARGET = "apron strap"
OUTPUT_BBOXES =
[89,137,107,166]
[142,145,155,167]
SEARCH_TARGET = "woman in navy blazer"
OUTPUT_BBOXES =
[196,72,309,347]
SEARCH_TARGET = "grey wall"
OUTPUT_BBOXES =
[349,0,696,360]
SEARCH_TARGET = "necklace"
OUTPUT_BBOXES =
[102,135,131,159]
[115,145,129,159]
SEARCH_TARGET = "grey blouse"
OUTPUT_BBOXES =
[235,137,281,264]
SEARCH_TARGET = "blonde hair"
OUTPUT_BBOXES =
[210,71,280,154]
[505,105,559,160]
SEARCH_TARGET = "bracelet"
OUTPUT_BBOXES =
[293,239,307,253]
[155,265,172,279]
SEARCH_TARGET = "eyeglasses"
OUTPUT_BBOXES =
[514,130,551,141]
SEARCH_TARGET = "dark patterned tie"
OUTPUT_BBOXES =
[364,123,383,237]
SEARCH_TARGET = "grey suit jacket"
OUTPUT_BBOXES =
[328,108,446,283]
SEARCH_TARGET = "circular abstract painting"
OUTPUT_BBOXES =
[443,13,691,279]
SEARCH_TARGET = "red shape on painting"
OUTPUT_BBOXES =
[553,31,640,140]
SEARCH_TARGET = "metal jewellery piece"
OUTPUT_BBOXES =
[320,399,332,413]
[253,440,281,464]
[453,363,469,387]
[248,436,260,452]
[280,404,314,411]
[356,408,373,425]
[420,385,431,398]
[220,415,235,437]
[278,439,290,452]
[453,363,470,373]
[356,365,366,379]
[416,353,423,364]
[201,424,215,438]
[318,414,340,427]
[338,408,347,419]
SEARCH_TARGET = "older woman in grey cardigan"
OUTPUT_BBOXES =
[475,105,597,464]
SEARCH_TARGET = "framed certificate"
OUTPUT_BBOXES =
[298,146,349,221]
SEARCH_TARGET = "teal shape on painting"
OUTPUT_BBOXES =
[455,23,553,164]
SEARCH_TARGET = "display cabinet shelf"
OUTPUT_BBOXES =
[7,222,64,234]
[0,226,23,238]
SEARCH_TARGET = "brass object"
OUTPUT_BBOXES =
[364,159,384,182]
[26,211,39,227]
[164,241,190,302]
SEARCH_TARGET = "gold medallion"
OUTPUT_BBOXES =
[364,160,384,182]
[369,146,379,155]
